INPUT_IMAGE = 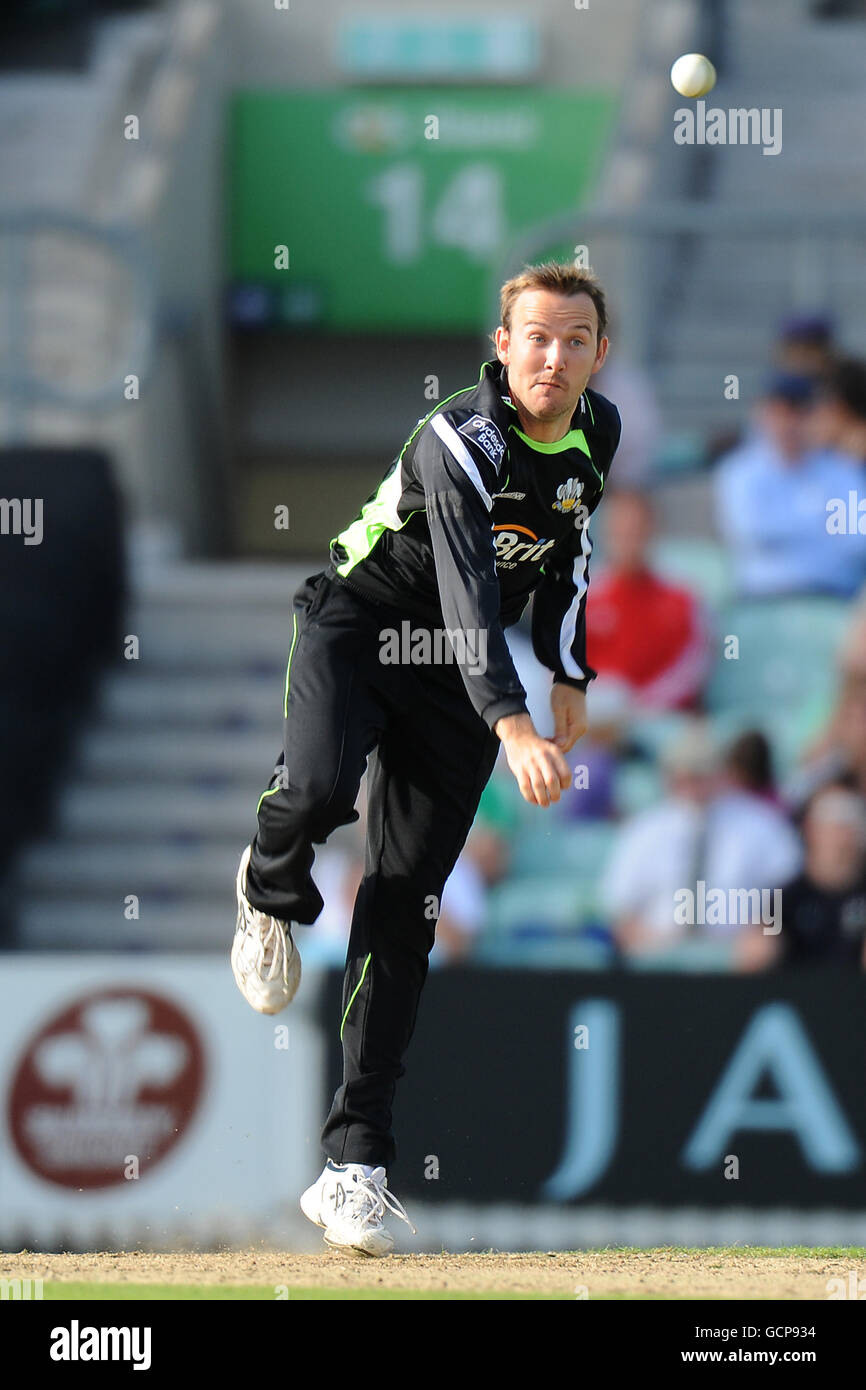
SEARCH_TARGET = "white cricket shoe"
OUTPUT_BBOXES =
[231,844,301,1014]
[300,1160,416,1257]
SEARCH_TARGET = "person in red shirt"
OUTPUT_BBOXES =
[586,490,711,710]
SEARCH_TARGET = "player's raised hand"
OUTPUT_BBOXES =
[494,712,572,807]
[551,684,587,753]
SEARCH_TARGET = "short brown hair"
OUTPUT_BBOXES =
[493,260,609,346]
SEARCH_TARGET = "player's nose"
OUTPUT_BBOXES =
[544,343,568,371]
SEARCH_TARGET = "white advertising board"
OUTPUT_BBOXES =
[0,955,327,1248]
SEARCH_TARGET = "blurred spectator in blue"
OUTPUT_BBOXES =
[713,371,866,597]
[809,356,866,468]
[600,720,802,958]
[737,785,866,971]
[586,490,712,710]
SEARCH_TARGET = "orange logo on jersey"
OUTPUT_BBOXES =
[493,525,555,568]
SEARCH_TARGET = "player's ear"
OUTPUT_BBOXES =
[493,325,509,364]
[590,335,609,374]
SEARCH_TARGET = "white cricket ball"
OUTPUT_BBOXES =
[670,53,717,99]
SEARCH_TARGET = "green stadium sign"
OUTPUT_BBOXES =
[229,90,617,331]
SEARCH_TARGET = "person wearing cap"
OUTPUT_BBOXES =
[713,370,866,598]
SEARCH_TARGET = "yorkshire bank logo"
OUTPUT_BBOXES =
[494,525,555,568]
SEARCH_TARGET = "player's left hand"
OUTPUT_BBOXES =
[551,684,587,753]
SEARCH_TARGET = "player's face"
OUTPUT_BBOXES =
[495,290,608,424]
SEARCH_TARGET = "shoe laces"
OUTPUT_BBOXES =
[347,1172,416,1236]
[240,902,289,982]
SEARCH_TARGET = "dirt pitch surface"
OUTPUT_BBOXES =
[3,1250,860,1299]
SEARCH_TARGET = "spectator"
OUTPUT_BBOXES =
[724,729,781,806]
[586,490,712,710]
[600,720,802,957]
[809,356,866,466]
[713,371,866,597]
[737,786,866,970]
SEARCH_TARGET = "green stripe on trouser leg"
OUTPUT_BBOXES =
[340,952,372,1041]
[254,610,299,816]
[283,611,299,718]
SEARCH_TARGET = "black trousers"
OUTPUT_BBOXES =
[244,571,501,1168]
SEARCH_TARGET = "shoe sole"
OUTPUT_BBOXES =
[323,1235,382,1257]
[323,1230,393,1257]
[301,1186,393,1256]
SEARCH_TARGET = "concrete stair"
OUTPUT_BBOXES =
[13,560,309,950]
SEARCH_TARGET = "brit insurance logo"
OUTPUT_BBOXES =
[494,525,555,569]
[7,987,206,1189]
[457,414,507,469]
[552,477,584,514]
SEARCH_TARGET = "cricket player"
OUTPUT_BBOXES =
[232,261,621,1254]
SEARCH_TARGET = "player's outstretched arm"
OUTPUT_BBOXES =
[494,711,571,807]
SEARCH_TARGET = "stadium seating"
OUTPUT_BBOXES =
[705,597,850,770]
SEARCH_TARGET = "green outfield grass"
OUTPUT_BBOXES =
[595,1246,866,1258]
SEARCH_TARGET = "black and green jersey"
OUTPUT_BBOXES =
[327,356,622,731]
